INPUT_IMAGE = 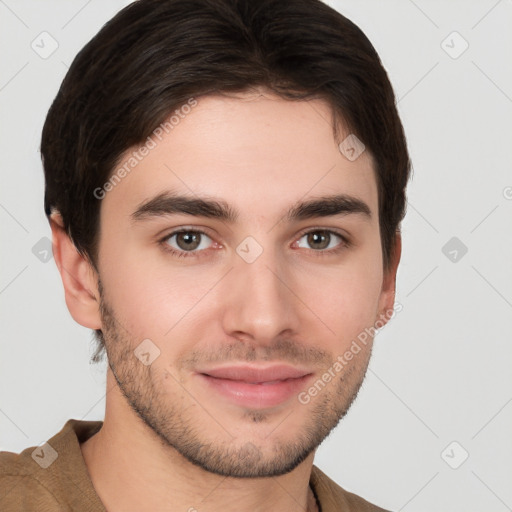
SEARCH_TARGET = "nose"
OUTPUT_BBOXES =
[220,241,302,347]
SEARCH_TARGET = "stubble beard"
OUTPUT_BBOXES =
[97,289,372,478]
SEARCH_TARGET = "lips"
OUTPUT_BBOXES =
[200,364,311,383]
[196,364,314,409]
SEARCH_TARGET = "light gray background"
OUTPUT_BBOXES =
[1,1,511,511]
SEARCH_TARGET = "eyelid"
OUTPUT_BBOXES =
[295,225,349,241]
[156,224,216,240]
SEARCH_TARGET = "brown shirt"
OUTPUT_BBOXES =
[0,420,390,511]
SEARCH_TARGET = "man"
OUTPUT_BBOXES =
[0,0,410,510]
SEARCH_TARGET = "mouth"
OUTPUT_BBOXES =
[195,364,314,409]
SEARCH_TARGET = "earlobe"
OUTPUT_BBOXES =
[376,232,402,326]
[50,213,102,330]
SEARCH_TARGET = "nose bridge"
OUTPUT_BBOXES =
[222,235,297,342]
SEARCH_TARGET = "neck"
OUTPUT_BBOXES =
[80,372,318,512]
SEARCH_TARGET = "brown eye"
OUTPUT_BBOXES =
[296,230,345,252]
[307,231,331,250]
[164,230,213,254]
[176,232,201,251]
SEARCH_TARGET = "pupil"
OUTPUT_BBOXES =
[309,231,328,249]
[179,232,199,249]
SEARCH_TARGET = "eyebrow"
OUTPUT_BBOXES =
[131,191,372,224]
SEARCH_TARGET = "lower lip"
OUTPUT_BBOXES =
[198,373,313,409]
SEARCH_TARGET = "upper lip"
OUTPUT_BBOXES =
[197,364,312,383]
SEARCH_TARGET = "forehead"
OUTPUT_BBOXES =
[100,92,378,224]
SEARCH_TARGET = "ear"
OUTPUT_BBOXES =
[50,213,102,330]
[376,232,402,326]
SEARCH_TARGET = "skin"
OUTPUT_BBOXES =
[51,89,401,512]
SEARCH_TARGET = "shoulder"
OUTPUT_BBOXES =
[0,419,103,511]
[311,465,391,512]
[0,446,63,510]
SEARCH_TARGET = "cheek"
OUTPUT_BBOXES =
[304,253,383,347]
[99,245,213,343]
[314,273,381,338]
[97,242,167,335]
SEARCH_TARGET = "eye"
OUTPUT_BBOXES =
[162,229,214,257]
[159,227,350,259]
[294,229,348,253]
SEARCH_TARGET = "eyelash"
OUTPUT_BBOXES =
[158,227,351,259]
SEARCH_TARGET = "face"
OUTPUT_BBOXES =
[94,90,395,477]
